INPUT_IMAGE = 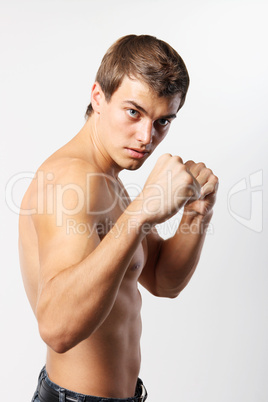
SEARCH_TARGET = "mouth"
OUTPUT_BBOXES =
[125,148,149,159]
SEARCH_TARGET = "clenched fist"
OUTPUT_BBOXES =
[183,160,219,217]
[134,154,202,225]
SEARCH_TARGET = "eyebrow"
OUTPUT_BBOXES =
[122,100,177,120]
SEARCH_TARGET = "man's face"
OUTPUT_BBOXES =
[94,76,181,171]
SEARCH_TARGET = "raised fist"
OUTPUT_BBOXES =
[137,154,201,225]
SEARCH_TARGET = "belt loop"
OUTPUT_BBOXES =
[59,388,66,402]
[39,366,46,382]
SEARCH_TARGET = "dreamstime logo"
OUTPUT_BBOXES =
[227,170,263,232]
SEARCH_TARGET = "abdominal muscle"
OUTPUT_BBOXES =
[45,282,143,399]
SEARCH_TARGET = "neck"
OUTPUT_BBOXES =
[77,114,121,178]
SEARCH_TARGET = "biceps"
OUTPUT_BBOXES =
[35,213,100,283]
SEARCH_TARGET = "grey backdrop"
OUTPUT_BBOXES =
[1,0,267,401]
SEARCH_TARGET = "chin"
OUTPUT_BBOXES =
[124,159,146,171]
[115,153,149,172]
[125,165,141,171]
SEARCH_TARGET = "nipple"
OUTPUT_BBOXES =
[131,263,141,272]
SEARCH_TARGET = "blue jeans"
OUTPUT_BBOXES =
[32,366,148,402]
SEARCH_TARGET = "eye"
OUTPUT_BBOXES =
[127,109,139,118]
[157,118,170,127]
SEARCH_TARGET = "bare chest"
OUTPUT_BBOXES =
[96,182,147,278]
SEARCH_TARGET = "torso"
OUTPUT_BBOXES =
[19,132,147,398]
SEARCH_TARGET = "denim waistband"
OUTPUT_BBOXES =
[37,366,147,402]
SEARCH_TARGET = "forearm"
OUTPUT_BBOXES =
[37,207,145,353]
[154,210,213,298]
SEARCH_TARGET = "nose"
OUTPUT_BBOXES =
[136,120,153,145]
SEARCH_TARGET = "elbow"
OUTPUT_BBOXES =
[36,293,76,353]
[37,309,96,354]
[38,320,72,354]
[167,291,180,299]
[154,287,181,299]
[37,305,76,354]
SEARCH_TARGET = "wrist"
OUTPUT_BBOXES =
[183,206,213,222]
[179,208,213,233]
[124,199,154,235]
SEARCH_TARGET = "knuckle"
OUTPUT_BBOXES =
[197,162,206,169]
[158,153,171,162]
[205,168,213,176]
[163,153,172,159]
[184,171,194,184]
[173,155,183,164]
[179,164,188,172]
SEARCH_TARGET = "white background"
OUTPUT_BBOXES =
[1,0,267,401]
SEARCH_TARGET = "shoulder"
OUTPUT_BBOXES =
[20,157,107,219]
[41,157,100,186]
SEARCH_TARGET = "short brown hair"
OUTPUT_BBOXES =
[85,34,189,118]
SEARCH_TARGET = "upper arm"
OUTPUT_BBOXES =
[32,160,102,285]
[138,227,163,296]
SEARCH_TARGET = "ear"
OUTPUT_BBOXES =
[91,82,105,114]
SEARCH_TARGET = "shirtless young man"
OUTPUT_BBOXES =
[19,35,218,402]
